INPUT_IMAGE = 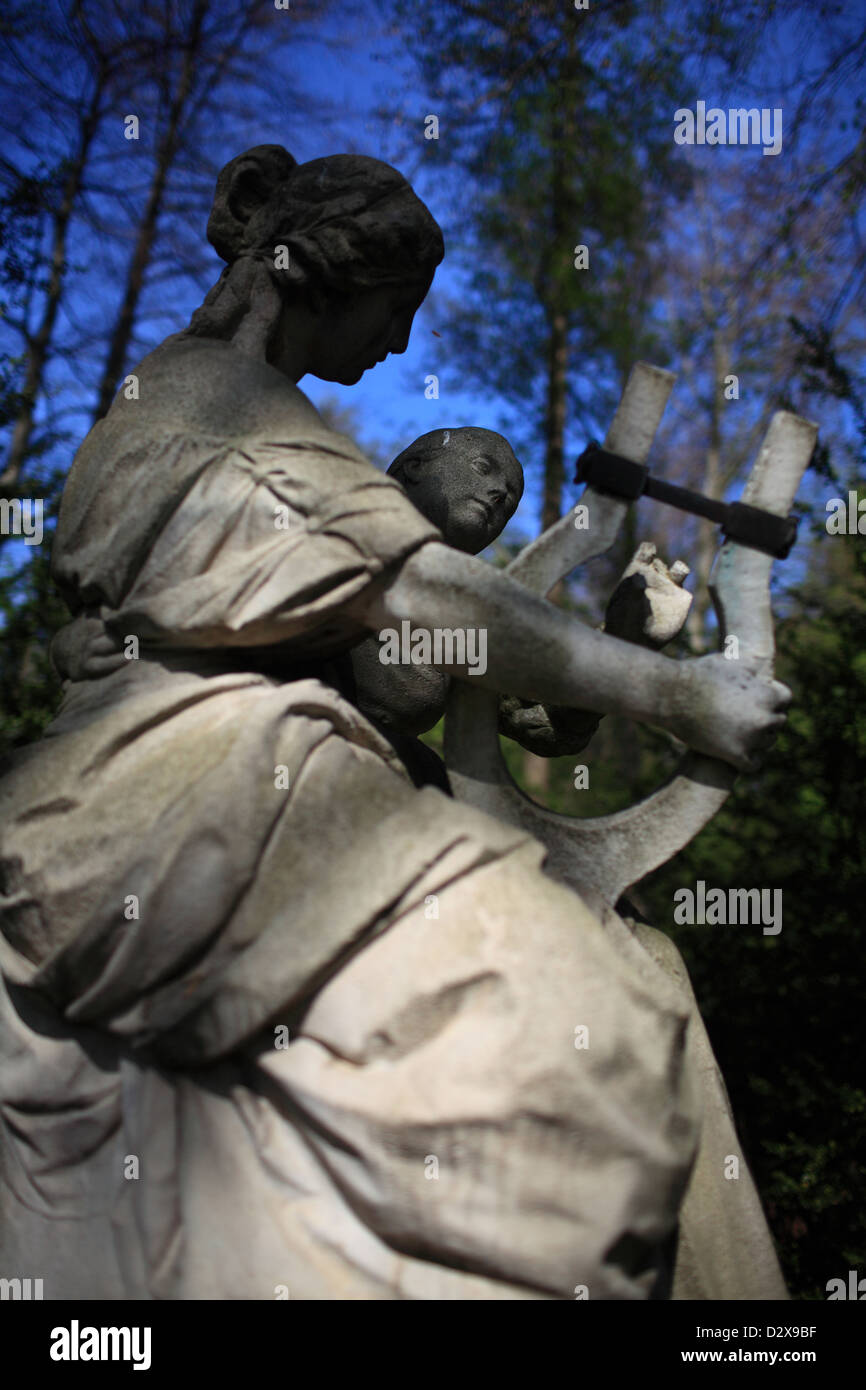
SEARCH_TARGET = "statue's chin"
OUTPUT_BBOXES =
[319,347,388,385]
[453,530,487,555]
[315,365,365,386]
[450,516,490,555]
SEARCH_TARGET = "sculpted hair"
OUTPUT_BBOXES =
[388,429,452,486]
[186,144,444,344]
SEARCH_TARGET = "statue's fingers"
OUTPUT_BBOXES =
[770,679,792,710]
[669,560,689,586]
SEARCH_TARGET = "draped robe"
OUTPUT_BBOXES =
[0,337,784,1299]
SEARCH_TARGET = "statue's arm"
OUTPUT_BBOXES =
[353,541,789,772]
[497,541,693,756]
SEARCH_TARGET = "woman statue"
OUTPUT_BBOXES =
[0,146,788,1300]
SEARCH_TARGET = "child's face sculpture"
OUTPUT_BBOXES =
[390,427,524,553]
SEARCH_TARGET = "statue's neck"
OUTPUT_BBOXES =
[184,259,310,383]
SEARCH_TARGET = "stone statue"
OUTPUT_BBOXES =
[348,425,524,788]
[0,144,792,1300]
[348,417,799,1302]
[351,426,694,785]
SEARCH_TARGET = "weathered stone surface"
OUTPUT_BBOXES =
[602,541,692,650]
[350,425,522,741]
[0,146,800,1301]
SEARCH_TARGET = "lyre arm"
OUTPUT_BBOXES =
[355,539,686,727]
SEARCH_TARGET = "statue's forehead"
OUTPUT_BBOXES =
[438,427,520,469]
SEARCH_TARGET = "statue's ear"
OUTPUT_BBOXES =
[399,453,428,485]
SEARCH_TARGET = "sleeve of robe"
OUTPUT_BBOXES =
[0,406,456,1067]
[0,384,703,1301]
[50,416,441,657]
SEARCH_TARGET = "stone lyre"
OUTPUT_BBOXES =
[444,361,819,907]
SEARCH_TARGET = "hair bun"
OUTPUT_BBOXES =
[207,145,298,262]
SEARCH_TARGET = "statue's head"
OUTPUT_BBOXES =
[388,427,524,553]
[195,144,444,384]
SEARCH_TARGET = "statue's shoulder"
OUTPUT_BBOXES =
[109,336,324,442]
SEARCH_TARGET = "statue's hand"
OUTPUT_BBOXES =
[499,542,692,757]
[498,694,602,757]
[603,542,692,650]
[671,653,791,771]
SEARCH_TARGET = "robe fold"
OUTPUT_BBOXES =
[0,338,782,1299]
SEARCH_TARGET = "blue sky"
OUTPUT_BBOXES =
[1,3,863,584]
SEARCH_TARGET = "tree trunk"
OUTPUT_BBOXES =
[92,0,207,422]
[1,84,103,495]
[541,306,569,534]
[686,327,728,651]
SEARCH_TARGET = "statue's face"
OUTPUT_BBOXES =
[304,283,423,385]
[396,430,523,553]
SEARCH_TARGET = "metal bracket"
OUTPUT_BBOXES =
[575,442,801,559]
